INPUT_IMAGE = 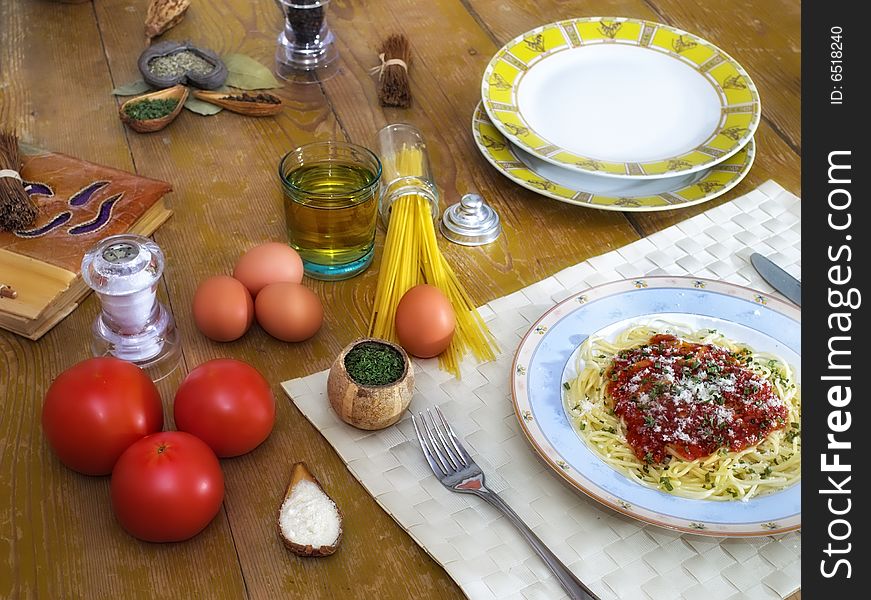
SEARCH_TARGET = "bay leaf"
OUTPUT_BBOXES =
[184,97,223,116]
[112,80,152,96]
[222,54,281,90]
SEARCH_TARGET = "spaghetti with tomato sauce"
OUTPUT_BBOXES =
[607,334,788,464]
[564,325,801,500]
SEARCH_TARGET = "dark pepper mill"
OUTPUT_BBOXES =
[275,0,338,83]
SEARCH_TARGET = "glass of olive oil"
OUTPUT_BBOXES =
[279,142,382,280]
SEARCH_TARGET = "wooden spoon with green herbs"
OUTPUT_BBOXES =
[119,85,188,133]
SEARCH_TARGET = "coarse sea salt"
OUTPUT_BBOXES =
[279,480,341,548]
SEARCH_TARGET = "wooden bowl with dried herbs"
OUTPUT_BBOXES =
[327,338,414,430]
[119,85,188,133]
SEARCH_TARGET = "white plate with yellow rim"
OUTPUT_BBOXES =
[472,103,755,211]
[481,17,760,179]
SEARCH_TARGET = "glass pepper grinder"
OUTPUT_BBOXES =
[274,0,339,83]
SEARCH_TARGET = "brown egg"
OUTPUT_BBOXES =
[395,284,456,358]
[233,242,304,297]
[254,282,323,342]
[192,276,254,342]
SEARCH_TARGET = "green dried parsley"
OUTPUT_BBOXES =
[344,342,405,386]
[124,98,179,121]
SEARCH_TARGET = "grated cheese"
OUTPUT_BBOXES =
[279,480,341,548]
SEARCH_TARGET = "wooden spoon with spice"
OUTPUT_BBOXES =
[192,90,283,117]
[119,85,188,133]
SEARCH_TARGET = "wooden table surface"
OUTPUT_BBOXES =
[0,1,800,598]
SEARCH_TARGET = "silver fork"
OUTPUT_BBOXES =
[412,407,600,600]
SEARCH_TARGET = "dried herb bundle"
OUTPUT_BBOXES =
[0,130,38,232]
[375,34,412,109]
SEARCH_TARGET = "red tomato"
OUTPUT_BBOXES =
[41,357,163,475]
[173,359,275,458]
[111,431,225,542]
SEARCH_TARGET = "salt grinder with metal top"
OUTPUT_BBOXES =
[440,193,501,246]
[81,234,181,381]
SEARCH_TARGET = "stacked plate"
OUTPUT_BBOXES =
[474,17,760,211]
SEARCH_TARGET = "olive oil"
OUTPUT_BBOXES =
[283,161,379,278]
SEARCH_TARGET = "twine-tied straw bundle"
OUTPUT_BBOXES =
[0,130,39,232]
[371,34,412,108]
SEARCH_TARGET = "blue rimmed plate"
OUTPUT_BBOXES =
[510,276,801,536]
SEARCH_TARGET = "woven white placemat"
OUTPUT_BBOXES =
[282,180,801,600]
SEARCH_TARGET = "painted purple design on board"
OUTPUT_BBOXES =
[15,212,73,238]
[68,181,110,206]
[68,193,123,235]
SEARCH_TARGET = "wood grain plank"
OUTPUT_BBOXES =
[91,0,637,596]
[320,0,641,304]
[1,0,803,599]
[91,1,468,598]
[0,2,247,599]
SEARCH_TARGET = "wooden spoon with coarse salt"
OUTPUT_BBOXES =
[278,462,343,557]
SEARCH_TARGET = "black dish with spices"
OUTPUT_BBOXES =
[139,41,228,90]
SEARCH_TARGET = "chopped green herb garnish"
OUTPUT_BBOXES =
[123,98,179,121]
[344,341,405,386]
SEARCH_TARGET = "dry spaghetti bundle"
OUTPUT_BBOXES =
[370,124,497,376]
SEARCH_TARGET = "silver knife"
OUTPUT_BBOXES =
[750,253,801,306]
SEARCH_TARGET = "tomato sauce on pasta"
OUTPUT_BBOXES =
[606,334,788,464]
